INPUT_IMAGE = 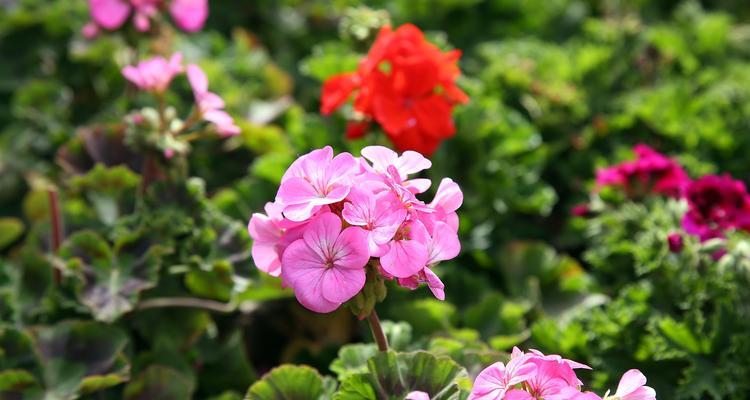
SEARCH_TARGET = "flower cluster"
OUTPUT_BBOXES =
[122,52,240,152]
[469,348,656,400]
[590,144,750,252]
[84,0,208,38]
[682,174,750,241]
[595,144,689,198]
[321,24,469,156]
[247,146,462,313]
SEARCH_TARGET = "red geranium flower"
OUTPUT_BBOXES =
[321,24,468,156]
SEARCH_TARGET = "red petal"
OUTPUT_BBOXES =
[320,72,359,115]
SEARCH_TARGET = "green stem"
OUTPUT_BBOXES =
[367,309,389,352]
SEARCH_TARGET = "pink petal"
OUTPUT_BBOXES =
[333,227,371,269]
[133,11,150,32]
[396,150,432,175]
[82,22,100,39]
[468,362,509,400]
[430,178,463,213]
[380,239,427,278]
[187,64,209,96]
[169,0,208,32]
[405,391,430,400]
[405,178,431,194]
[198,92,225,112]
[282,146,334,183]
[320,265,366,303]
[503,390,534,400]
[121,66,143,88]
[278,177,320,206]
[300,212,342,260]
[428,221,460,264]
[89,0,130,30]
[251,242,281,277]
[615,369,649,397]
[282,203,322,223]
[423,268,445,300]
[361,146,398,171]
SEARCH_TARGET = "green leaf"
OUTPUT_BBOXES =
[59,230,169,322]
[335,351,468,400]
[330,344,378,380]
[245,365,325,400]
[124,365,195,400]
[0,369,38,391]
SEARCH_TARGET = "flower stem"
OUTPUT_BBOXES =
[367,309,389,352]
[47,189,63,284]
[136,297,235,313]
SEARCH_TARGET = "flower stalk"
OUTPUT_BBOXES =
[367,309,389,352]
[47,189,63,284]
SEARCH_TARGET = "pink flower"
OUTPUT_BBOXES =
[342,188,407,255]
[277,146,359,222]
[468,351,537,400]
[682,174,750,241]
[247,146,463,312]
[595,144,689,198]
[169,0,208,32]
[611,369,656,400]
[361,145,432,193]
[122,53,183,93]
[186,64,241,137]
[86,0,208,35]
[281,213,370,313]
[380,220,429,278]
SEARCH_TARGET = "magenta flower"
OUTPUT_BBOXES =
[122,53,183,93]
[281,213,370,313]
[248,146,462,313]
[682,174,750,241]
[468,351,537,400]
[277,146,359,222]
[85,0,208,36]
[595,144,689,198]
[610,369,656,400]
[667,232,683,253]
[187,64,241,137]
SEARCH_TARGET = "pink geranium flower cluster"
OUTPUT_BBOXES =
[247,146,462,313]
[122,53,240,138]
[469,347,656,400]
[595,144,689,198]
[84,0,208,38]
[591,144,750,248]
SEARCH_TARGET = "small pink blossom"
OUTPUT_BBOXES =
[277,146,359,222]
[611,369,656,400]
[380,220,429,278]
[682,174,750,241]
[468,351,537,400]
[281,213,370,313]
[186,64,241,136]
[122,53,183,93]
[342,188,407,255]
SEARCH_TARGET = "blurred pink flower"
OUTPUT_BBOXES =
[281,213,370,313]
[682,174,750,241]
[596,144,689,198]
[122,53,183,93]
[169,0,208,32]
[186,64,241,137]
[86,0,208,35]
[405,391,430,400]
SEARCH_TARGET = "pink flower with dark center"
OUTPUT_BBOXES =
[682,174,750,241]
[281,213,370,313]
[277,146,359,222]
[595,144,689,198]
[186,64,241,137]
[122,53,183,93]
